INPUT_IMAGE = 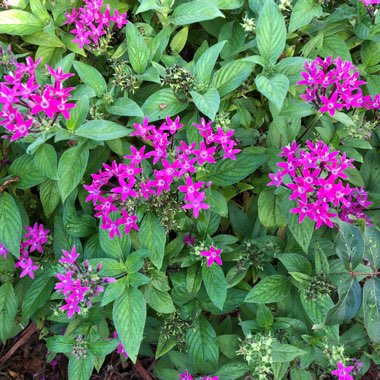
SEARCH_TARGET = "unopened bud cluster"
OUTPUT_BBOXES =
[162,65,195,95]
[305,273,335,301]
[323,343,348,368]
[161,313,190,351]
[112,61,139,93]
[241,15,256,34]
[71,336,88,359]
[237,333,273,379]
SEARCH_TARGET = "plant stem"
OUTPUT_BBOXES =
[296,113,322,143]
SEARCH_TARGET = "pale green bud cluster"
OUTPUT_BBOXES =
[346,116,375,140]
[323,343,348,368]
[193,242,207,256]
[241,14,256,33]
[279,0,292,12]
[0,271,14,284]
[214,112,232,131]
[71,336,88,359]
[237,333,274,379]
[161,313,190,351]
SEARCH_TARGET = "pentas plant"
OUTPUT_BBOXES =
[178,370,218,380]
[200,246,223,267]
[84,116,240,238]
[0,223,49,279]
[0,56,75,142]
[65,0,128,50]
[297,56,380,116]
[54,247,115,318]
[268,140,372,229]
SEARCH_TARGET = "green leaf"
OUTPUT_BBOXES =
[255,74,289,111]
[245,275,291,303]
[202,264,227,310]
[88,258,127,277]
[171,1,225,25]
[212,59,254,97]
[57,145,89,203]
[23,32,64,47]
[136,0,161,13]
[142,88,188,122]
[0,283,18,343]
[258,187,286,228]
[320,35,351,62]
[325,278,361,325]
[207,0,244,9]
[0,193,22,257]
[301,290,334,325]
[113,287,147,362]
[139,212,166,269]
[45,336,75,353]
[40,179,60,218]
[256,0,286,65]
[365,227,380,268]
[186,315,219,372]
[156,334,177,359]
[278,253,312,275]
[194,40,226,84]
[257,304,274,329]
[282,198,314,253]
[101,280,127,306]
[272,342,306,362]
[205,188,228,218]
[145,285,176,313]
[170,26,188,55]
[30,0,51,23]
[22,272,55,321]
[34,144,59,180]
[361,41,380,68]
[75,120,131,141]
[198,148,268,186]
[107,97,144,117]
[288,0,322,32]
[126,23,150,74]
[190,88,220,120]
[335,221,365,270]
[363,278,380,343]
[68,355,95,380]
[99,226,131,260]
[0,10,44,35]
[9,155,47,189]
[66,96,89,131]
[73,61,107,97]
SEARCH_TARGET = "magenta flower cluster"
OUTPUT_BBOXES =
[359,0,380,5]
[1,223,49,279]
[268,140,372,229]
[84,116,240,238]
[179,370,218,380]
[65,0,128,49]
[0,56,75,141]
[55,247,115,318]
[201,246,223,267]
[332,362,354,380]
[297,56,380,116]
[113,331,128,359]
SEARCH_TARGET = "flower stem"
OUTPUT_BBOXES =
[296,113,322,143]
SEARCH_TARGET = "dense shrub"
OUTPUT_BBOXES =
[0,0,380,379]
